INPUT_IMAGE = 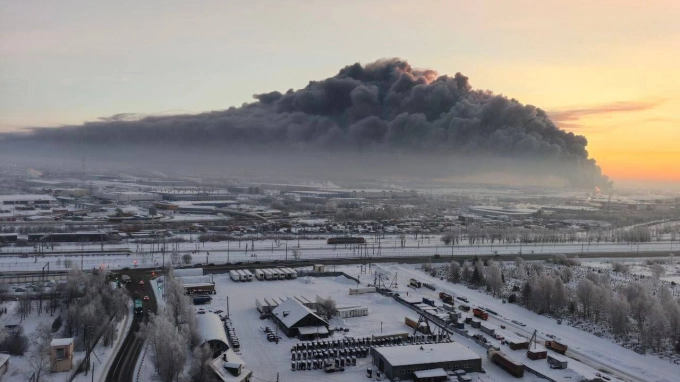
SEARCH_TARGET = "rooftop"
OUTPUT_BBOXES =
[196,313,228,347]
[50,337,74,347]
[374,342,480,367]
[414,368,448,378]
[272,298,327,328]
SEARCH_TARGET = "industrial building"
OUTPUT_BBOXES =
[467,205,537,218]
[271,298,329,340]
[370,342,482,381]
[27,231,114,243]
[196,313,230,358]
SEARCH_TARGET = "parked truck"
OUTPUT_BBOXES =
[473,308,489,320]
[545,340,568,355]
[439,292,454,304]
[488,349,524,378]
[409,278,422,288]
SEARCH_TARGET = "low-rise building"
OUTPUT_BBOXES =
[370,342,482,381]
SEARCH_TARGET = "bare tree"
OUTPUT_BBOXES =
[26,323,52,382]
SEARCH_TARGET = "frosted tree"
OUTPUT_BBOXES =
[141,311,188,382]
[650,264,666,280]
[461,261,471,283]
[609,296,630,339]
[552,277,567,312]
[485,263,503,297]
[646,301,669,352]
[575,279,596,318]
[448,261,461,283]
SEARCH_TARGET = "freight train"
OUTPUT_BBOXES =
[327,237,366,245]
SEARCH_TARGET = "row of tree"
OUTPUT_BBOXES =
[140,271,201,382]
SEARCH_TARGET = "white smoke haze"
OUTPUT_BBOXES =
[0,58,611,188]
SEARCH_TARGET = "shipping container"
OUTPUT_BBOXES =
[349,287,376,295]
[545,340,568,354]
[422,297,435,307]
[488,349,524,378]
[242,269,254,281]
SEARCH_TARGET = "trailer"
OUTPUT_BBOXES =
[337,306,368,318]
[271,269,285,280]
[256,298,269,313]
[488,349,524,378]
[254,269,265,280]
[236,270,248,282]
[349,287,376,295]
[242,269,254,281]
[480,323,496,336]
[545,340,568,355]
[229,270,241,282]
[404,317,430,334]
[262,269,274,280]
[547,353,568,369]
[283,268,297,279]
[422,297,435,307]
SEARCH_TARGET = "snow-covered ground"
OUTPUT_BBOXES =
[0,301,130,382]
[382,263,680,382]
[171,267,655,382]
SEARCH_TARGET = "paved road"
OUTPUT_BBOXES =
[106,271,158,382]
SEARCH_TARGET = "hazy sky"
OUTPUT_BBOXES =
[1,0,678,184]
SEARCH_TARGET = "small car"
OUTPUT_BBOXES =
[143,295,150,301]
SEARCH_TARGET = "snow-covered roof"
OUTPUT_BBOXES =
[196,313,228,348]
[209,349,251,382]
[50,337,74,347]
[172,268,204,277]
[374,343,480,367]
[414,368,448,378]
[177,275,212,285]
[272,298,327,328]
[0,353,9,366]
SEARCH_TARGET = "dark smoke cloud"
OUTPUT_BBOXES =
[4,58,611,188]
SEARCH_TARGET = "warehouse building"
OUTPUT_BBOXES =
[196,313,230,358]
[370,342,482,380]
[271,298,329,340]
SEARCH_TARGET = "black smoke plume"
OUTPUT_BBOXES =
[2,59,611,188]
